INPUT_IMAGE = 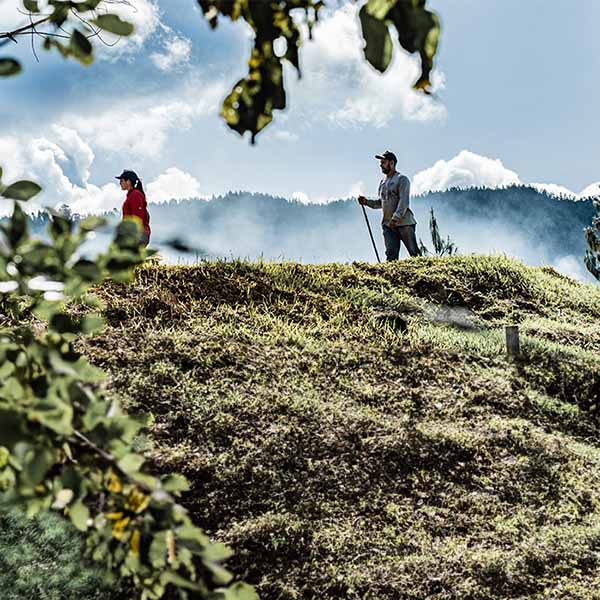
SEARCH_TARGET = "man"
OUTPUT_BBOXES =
[358,151,420,260]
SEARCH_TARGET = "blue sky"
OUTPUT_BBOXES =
[1,0,599,212]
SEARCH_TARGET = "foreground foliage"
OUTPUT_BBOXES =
[50,255,600,599]
[1,0,441,142]
[0,177,255,598]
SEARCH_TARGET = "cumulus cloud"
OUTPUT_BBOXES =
[286,3,446,128]
[580,182,600,199]
[290,180,366,205]
[68,78,226,158]
[530,183,577,199]
[150,35,192,71]
[0,0,30,30]
[0,129,121,215]
[91,0,160,59]
[0,128,203,215]
[291,191,310,204]
[412,150,521,196]
[147,167,201,202]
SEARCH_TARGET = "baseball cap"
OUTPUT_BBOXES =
[375,151,397,163]
[115,170,138,182]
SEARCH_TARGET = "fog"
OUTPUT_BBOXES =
[29,185,596,284]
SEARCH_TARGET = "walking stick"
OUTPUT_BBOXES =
[360,203,381,263]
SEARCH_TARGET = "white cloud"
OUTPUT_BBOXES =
[151,35,192,71]
[68,78,226,158]
[530,183,577,199]
[272,130,299,143]
[92,0,160,59]
[287,3,446,128]
[579,182,600,199]
[0,0,29,30]
[290,180,365,204]
[147,167,201,202]
[0,128,203,215]
[412,150,521,196]
[347,181,365,198]
[291,191,309,204]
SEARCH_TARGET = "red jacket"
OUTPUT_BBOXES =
[122,188,151,239]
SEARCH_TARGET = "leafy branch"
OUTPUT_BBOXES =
[0,172,257,599]
[198,0,441,142]
[0,0,135,74]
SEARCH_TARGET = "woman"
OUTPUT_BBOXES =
[115,169,151,247]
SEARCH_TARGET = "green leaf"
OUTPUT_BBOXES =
[81,314,105,334]
[359,4,393,73]
[79,215,106,232]
[117,453,145,475]
[159,571,202,592]
[22,447,55,487]
[23,0,39,11]
[72,259,102,282]
[149,531,168,568]
[70,30,93,65]
[82,398,111,431]
[212,583,260,600]
[69,499,90,531]
[202,541,233,562]
[160,473,190,494]
[0,59,22,77]
[92,14,134,36]
[389,0,440,92]
[29,397,74,436]
[0,446,9,469]
[5,201,28,247]
[1,180,41,201]
[203,560,232,585]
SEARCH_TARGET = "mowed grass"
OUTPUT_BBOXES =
[7,255,600,599]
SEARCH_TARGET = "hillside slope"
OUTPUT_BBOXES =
[74,256,600,599]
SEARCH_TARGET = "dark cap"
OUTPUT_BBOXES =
[115,170,139,182]
[375,151,397,163]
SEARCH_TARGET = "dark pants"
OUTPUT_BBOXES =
[383,224,420,261]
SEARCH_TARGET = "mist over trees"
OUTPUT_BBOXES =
[22,185,594,281]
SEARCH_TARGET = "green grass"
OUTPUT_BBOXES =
[8,255,600,599]
[0,506,117,600]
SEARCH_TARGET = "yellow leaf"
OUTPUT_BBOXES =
[107,472,122,494]
[112,516,131,540]
[130,529,141,556]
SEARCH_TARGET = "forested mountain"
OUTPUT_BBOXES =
[24,185,596,280]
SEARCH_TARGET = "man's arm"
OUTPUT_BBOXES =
[358,195,382,209]
[391,175,410,221]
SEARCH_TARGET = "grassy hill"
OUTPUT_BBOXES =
[5,255,600,599]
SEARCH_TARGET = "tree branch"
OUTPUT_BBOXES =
[0,15,52,40]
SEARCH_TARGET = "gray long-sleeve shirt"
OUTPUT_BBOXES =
[365,171,417,227]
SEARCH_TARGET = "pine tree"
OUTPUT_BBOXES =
[585,198,600,280]
[420,208,458,256]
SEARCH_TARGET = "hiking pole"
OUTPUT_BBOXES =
[360,203,381,263]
